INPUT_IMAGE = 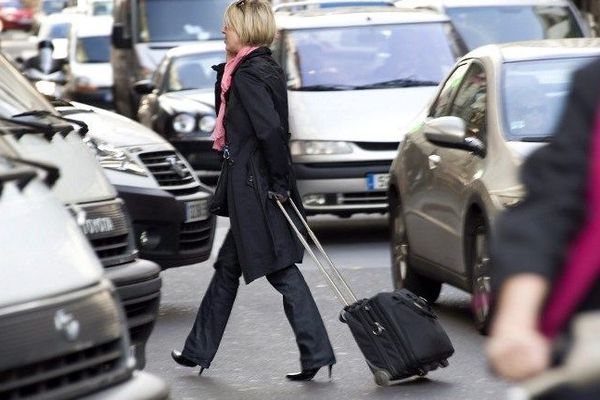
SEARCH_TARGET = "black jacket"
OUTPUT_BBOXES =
[214,47,304,284]
[492,57,600,315]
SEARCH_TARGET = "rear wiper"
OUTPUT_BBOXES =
[293,84,357,91]
[519,136,553,142]
[356,79,439,89]
[13,110,89,135]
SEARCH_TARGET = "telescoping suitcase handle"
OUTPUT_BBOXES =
[275,198,358,306]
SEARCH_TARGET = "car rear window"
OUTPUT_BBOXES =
[76,35,110,63]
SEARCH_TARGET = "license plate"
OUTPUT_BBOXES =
[367,173,389,191]
[185,199,208,222]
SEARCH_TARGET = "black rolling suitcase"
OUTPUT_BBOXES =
[275,198,455,386]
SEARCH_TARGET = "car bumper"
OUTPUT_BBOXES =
[104,258,161,351]
[70,88,114,109]
[293,161,391,215]
[116,184,216,269]
[80,371,169,400]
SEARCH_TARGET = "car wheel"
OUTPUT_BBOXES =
[468,218,492,334]
[389,195,441,303]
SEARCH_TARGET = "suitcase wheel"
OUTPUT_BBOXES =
[339,310,347,323]
[373,370,391,386]
[440,359,449,368]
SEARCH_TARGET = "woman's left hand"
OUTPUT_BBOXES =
[269,191,288,203]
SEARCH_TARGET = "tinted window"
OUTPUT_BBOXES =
[76,35,110,63]
[137,0,229,42]
[502,57,595,142]
[285,22,462,90]
[40,22,70,39]
[430,63,469,118]
[166,52,224,91]
[449,63,486,140]
[446,6,584,50]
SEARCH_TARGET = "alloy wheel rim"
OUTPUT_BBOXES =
[392,204,408,285]
[472,230,491,325]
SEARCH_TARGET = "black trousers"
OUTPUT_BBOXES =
[182,230,336,370]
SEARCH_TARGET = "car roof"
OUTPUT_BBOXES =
[72,15,113,37]
[396,0,573,9]
[166,41,225,59]
[465,38,600,64]
[276,6,449,30]
[273,0,395,13]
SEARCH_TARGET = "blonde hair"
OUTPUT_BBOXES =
[224,0,276,47]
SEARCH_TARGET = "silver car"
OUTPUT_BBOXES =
[388,38,600,332]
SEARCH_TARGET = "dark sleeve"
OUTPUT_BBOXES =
[491,61,600,289]
[234,69,289,195]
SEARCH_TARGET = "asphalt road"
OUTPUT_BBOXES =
[146,215,511,400]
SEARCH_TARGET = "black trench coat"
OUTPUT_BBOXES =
[214,47,305,284]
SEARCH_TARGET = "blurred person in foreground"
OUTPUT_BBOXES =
[170,0,336,381]
[486,57,600,399]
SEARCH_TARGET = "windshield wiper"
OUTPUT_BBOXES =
[13,110,89,135]
[0,116,69,141]
[356,78,439,90]
[519,136,553,142]
[1,155,60,189]
[293,84,357,91]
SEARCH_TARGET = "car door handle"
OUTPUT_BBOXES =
[428,154,441,169]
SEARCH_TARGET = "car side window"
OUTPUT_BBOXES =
[449,63,487,141]
[153,58,168,92]
[430,63,469,118]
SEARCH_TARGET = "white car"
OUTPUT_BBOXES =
[396,0,591,50]
[274,6,466,217]
[64,15,113,108]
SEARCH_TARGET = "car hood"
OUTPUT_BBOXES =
[160,88,215,114]
[67,102,169,147]
[71,63,113,87]
[288,87,437,142]
[505,140,546,160]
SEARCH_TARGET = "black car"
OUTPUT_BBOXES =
[135,42,224,185]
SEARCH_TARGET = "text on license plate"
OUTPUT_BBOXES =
[367,173,390,191]
[185,200,208,222]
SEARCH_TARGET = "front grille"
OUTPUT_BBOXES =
[122,292,160,345]
[339,191,388,205]
[353,142,399,152]
[0,289,128,400]
[72,199,137,268]
[138,151,202,197]
[179,219,213,251]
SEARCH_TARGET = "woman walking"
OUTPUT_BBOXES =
[171,0,336,380]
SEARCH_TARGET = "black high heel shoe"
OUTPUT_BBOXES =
[286,365,333,381]
[171,350,206,375]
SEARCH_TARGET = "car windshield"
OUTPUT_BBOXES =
[286,22,462,90]
[166,51,224,92]
[502,57,595,142]
[42,0,65,14]
[40,22,70,39]
[137,0,229,42]
[76,35,110,63]
[0,55,54,116]
[446,6,584,50]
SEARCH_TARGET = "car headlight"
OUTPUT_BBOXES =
[84,137,148,176]
[199,115,216,133]
[172,113,196,134]
[290,140,353,156]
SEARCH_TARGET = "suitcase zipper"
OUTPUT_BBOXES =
[359,305,399,377]
[370,302,422,375]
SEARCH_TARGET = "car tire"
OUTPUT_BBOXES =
[467,216,492,335]
[389,195,441,303]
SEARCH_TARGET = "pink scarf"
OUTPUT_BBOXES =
[212,46,259,151]
[540,106,600,338]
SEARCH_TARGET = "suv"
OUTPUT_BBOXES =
[396,0,590,50]
[111,0,230,118]
[56,100,217,269]
[0,156,169,399]
[273,7,466,217]
[0,52,161,368]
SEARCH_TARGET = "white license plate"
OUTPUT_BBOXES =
[185,200,208,222]
[367,173,390,191]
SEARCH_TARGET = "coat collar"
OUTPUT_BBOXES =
[212,46,271,75]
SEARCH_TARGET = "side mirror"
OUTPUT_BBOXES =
[424,116,486,157]
[112,23,132,49]
[133,79,155,95]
